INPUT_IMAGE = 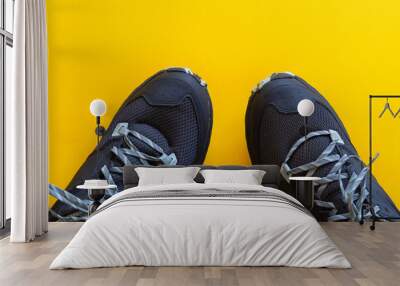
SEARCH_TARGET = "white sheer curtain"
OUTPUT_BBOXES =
[8,0,48,242]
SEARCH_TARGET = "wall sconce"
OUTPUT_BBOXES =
[297,99,315,139]
[90,99,107,144]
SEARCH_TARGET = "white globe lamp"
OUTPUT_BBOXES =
[89,99,107,145]
[90,99,107,117]
[297,99,315,117]
[297,99,315,148]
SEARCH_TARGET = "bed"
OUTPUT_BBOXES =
[50,165,350,269]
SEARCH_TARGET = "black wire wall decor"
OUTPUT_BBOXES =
[367,95,400,230]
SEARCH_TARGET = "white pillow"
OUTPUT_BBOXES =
[135,167,201,186]
[200,169,266,185]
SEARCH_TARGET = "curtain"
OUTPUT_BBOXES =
[8,0,48,242]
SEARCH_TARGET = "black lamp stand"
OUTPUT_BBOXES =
[95,116,106,144]
[94,116,106,173]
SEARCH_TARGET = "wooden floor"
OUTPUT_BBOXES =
[0,222,399,286]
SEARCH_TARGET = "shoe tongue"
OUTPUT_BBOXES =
[289,135,329,167]
[287,134,362,178]
[288,135,332,177]
[127,123,173,158]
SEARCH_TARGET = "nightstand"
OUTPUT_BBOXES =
[289,176,320,210]
[77,180,117,215]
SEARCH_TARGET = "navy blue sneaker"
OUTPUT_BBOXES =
[246,72,399,221]
[50,67,213,221]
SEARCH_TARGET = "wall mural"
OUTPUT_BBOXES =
[47,0,400,221]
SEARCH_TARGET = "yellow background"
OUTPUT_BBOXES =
[47,0,400,207]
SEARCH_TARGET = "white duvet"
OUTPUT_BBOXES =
[50,183,351,269]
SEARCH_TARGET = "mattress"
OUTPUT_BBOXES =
[50,183,351,269]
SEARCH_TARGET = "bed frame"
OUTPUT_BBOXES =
[122,165,291,193]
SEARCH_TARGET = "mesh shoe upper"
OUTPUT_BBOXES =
[50,68,213,221]
[246,72,399,220]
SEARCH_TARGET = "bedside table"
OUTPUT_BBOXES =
[289,176,320,210]
[77,180,117,215]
